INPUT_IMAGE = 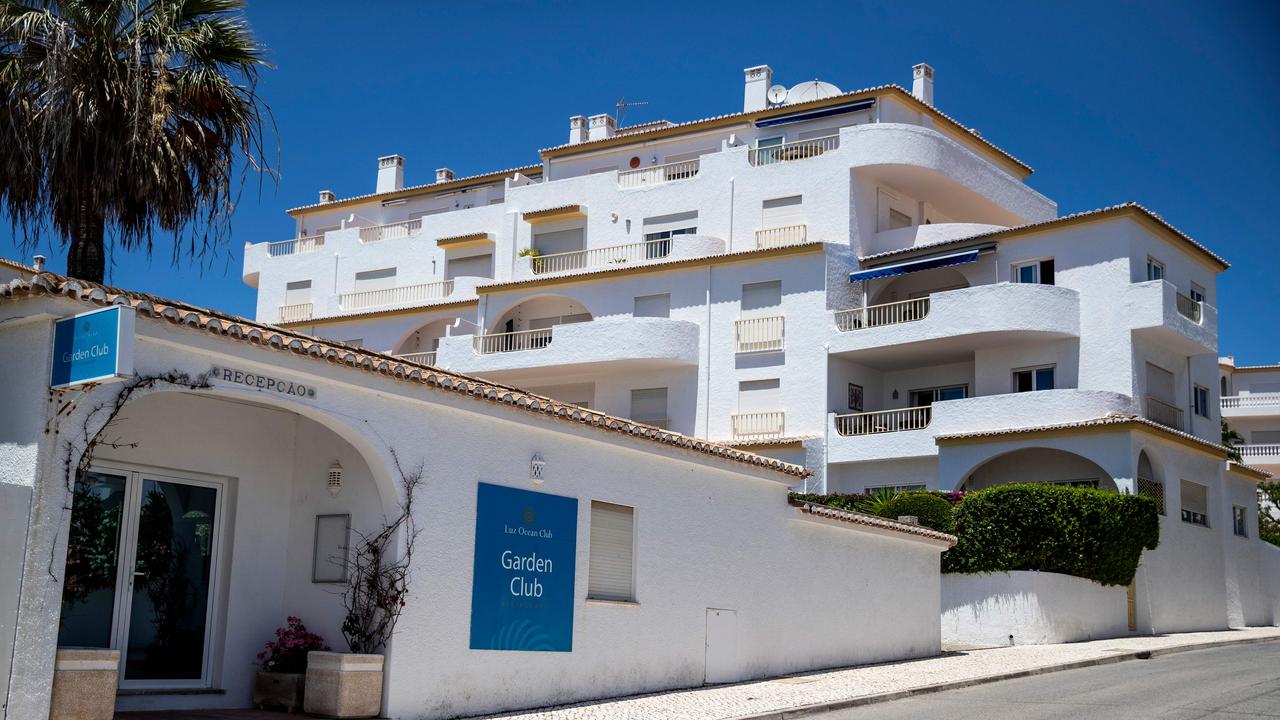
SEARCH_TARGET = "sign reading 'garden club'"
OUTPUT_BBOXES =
[50,306,136,389]
[469,482,578,652]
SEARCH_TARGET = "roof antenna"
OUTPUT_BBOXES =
[614,96,649,127]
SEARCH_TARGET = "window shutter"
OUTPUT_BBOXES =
[284,280,311,305]
[741,281,782,313]
[446,254,493,279]
[629,388,668,425]
[738,379,781,412]
[634,294,671,318]
[589,502,634,601]
[353,267,396,292]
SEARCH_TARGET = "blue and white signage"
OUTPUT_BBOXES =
[469,482,578,652]
[50,306,135,389]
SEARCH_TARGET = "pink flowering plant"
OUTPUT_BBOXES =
[257,616,329,673]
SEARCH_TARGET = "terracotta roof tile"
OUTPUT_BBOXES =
[790,500,957,545]
[1227,461,1272,481]
[287,164,543,215]
[935,413,1231,458]
[2,273,809,479]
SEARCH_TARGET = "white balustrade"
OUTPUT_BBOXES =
[755,224,807,249]
[339,281,454,311]
[474,328,555,355]
[1239,444,1280,461]
[735,315,785,353]
[395,351,437,366]
[749,135,840,166]
[732,411,785,439]
[1145,396,1184,430]
[834,406,933,436]
[359,219,422,243]
[1175,291,1202,322]
[1220,394,1280,410]
[617,158,701,188]
[834,297,931,331]
[278,302,313,323]
[530,239,673,275]
[267,234,325,257]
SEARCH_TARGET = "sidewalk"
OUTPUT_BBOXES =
[477,627,1280,720]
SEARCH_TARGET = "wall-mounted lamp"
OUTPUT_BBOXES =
[530,453,546,484]
[892,389,899,400]
[327,461,343,497]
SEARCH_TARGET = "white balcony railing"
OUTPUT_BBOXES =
[1146,396,1184,430]
[339,281,455,311]
[1221,394,1280,410]
[268,234,325,257]
[530,238,673,275]
[617,158,700,189]
[735,316,785,353]
[395,351,437,366]
[755,224,807,249]
[732,411,785,439]
[359,219,422,244]
[474,328,554,355]
[1175,292,1202,323]
[749,135,840,166]
[1239,444,1280,462]
[834,406,933,436]
[834,297,931,331]
[278,302,313,323]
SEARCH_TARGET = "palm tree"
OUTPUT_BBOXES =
[0,0,273,283]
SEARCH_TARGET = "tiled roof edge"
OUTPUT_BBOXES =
[935,413,1230,458]
[790,500,958,546]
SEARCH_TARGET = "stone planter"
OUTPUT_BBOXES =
[253,670,305,712]
[49,648,120,720]
[303,651,384,718]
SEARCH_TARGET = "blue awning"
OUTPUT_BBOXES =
[755,100,876,129]
[849,246,992,283]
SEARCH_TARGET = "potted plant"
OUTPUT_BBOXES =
[516,247,541,257]
[253,616,329,713]
[305,463,422,719]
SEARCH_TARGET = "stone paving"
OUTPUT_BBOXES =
[475,627,1280,720]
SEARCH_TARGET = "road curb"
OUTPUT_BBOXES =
[729,634,1280,720]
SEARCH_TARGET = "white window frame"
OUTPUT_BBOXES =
[1193,385,1211,418]
[1233,506,1248,537]
[1189,282,1206,303]
[1146,257,1165,282]
[1013,364,1056,393]
[1180,479,1209,527]
[1012,257,1055,285]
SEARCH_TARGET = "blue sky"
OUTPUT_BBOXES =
[3,0,1277,363]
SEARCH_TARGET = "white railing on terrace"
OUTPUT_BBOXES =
[395,351,437,366]
[834,406,932,436]
[617,158,700,188]
[834,297,931,331]
[1222,393,1280,409]
[755,224,807,249]
[339,281,454,311]
[1146,396,1184,430]
[278,302,313,323]
[268,234,325,257]
[1175,291,1202,323]
[530,238,673,275]
[1239,444,1280,462]
[749,135,840,166]
[732,411,785,439]
[474,327,554,355]
[359,219,422,243]
[735,316,785,353]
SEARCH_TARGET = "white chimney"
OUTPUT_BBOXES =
[436,167,455,183]
[318,189,336,204]
[32,255,46,272]
[587,114,615,141]
[743,64,772,113]
[568,115,588,144]
[912,63,935,106]
[376,155,405,193]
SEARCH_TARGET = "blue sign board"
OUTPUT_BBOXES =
[469,482,578,652]
[50,306,135,388]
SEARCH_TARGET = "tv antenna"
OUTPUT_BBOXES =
[614,96,649,126]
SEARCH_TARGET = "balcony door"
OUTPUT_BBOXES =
[909,385,968,407]
[58,465,225,689]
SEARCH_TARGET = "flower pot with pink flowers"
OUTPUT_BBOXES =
[252,616,329,713]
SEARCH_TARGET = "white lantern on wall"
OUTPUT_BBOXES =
[327,461,343,497]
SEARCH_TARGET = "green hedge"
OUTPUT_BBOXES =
[942,484,1160,586]
[880,492,955,534]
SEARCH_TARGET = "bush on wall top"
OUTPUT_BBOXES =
[789,491,955,533]
[942,483,1161,587]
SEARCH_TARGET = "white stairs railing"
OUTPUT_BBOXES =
[755,224,807,249]
[834,406,932,436]
[834,297,931,331]
[339,281,454,311]
[617,158,700,188]
[735,316,785,353]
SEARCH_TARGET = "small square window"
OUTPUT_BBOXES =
[1146,258,1165,282]
[1013,259,1055,285]
[1180,480,1208,527]
[1190,282,1206,303]
[1014,366,1055,393]
[1233,506,1248,537]
[1193,385,1210,418]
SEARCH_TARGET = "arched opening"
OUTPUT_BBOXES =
[55,389,392,707]
[958,447,1117,493]
[393,317,463,363]
[869,266,970,306]
[489,294,593,335]
[1136,450,1166,515]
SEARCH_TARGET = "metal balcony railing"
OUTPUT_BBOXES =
[394,351,437,366]
[1175,291,1202,323]
[834,297,931,331]
[359,219,422,243]
[1145,396,1184,430]
[755,224,807,249]
[278,302,313,323]
[734,316,785,353]
[268,234,325,257]
[617,158,700,188]
[530,238,673,275]
[732,411,785,439]
[339,281,454,311]
[748,135,840,166]
[834,406,933,436]
[474,327,554,354]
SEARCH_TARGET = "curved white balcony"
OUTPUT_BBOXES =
[1221,393,1280,419]
[828,283,1079,367]
[513,235,725,280]
[1126,280,1217,355]
[434,317,700,380]
[827,390,1137,464]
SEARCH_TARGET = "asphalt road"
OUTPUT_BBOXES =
[826,641,1280,719]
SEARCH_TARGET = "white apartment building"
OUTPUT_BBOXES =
[1221,357,1280,475]
[243,63,1237,506]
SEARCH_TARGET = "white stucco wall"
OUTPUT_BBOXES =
[941,571,1131,646]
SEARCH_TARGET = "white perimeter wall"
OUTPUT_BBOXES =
[942,571,1130,646]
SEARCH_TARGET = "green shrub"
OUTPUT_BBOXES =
[942,484,1160,586]
[880,492,955,534]
[790,492,875,514]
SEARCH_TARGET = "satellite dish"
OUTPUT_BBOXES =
[766,84,788,105]
[786,80,843,104]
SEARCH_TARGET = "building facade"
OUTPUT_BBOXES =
[1221,357,1280,476]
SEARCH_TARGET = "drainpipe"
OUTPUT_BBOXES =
[704,264,713,439]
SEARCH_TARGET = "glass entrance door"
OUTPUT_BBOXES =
[58,466,223,689]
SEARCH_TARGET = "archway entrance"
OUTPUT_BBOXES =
[958,447,1117,492]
